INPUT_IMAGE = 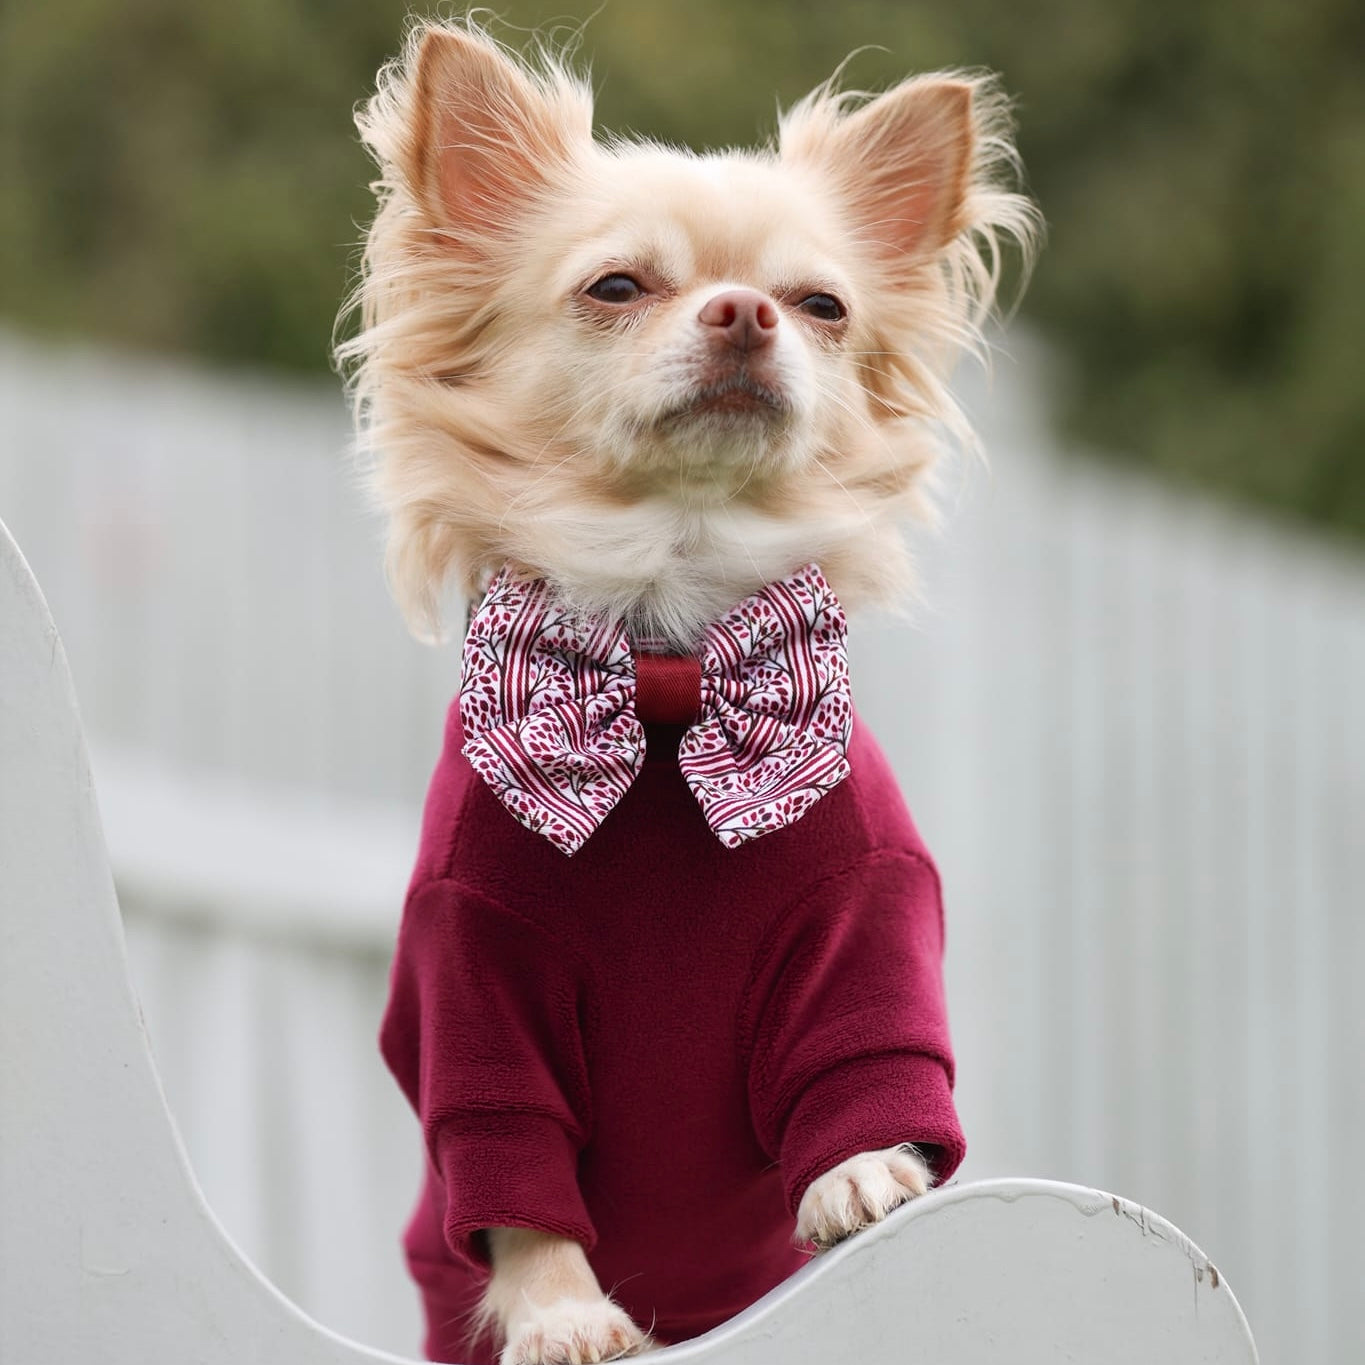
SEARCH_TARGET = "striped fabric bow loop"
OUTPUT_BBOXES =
[459,564,852,855]
[681,569,852,848]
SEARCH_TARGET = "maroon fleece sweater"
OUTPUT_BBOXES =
[380,703,964,1364]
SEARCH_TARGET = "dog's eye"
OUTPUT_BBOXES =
[797,293,846,322]
[585,274,645,305]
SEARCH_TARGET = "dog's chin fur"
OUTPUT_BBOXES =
[337,20,1040,648]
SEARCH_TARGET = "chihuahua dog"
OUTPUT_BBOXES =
[340,19,1036,1365]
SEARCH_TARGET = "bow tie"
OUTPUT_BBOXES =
[459,563,853,855]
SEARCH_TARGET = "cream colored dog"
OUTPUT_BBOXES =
[340,20,1036,1364]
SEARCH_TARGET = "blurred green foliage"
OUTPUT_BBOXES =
[3,0,1363,538]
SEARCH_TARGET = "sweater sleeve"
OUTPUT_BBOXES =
[379,878,596,1268]
[744,849,965,1215]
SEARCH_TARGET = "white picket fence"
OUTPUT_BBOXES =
[2,330,1361,1363]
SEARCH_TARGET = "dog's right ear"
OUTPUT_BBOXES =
[404,26,592,247]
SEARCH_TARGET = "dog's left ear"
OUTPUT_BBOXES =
[781,77,975,264]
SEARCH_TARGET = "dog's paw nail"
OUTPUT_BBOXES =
[502,1297,646,1365]
[795,1145,933,1248]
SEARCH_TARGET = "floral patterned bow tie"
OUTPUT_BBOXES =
[459,563,853,855]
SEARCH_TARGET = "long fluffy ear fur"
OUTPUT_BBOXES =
[780,72,1041,439]
[334,21,594,639]
[405,26,592,249]
[784,78,976,263]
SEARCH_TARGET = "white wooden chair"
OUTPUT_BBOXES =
[0,516,1259,1364]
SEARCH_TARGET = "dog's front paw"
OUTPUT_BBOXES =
[795,1144,933,1251]
[501,1296,650,1365]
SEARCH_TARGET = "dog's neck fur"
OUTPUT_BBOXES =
[508,485,898,649]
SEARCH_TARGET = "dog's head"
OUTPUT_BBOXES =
[340,23,1038,644]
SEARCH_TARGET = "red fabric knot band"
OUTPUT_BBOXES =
[633,650,702,725]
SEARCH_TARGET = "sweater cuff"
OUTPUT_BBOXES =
[779,1052,966,1214]
[435,1112,596,1269]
